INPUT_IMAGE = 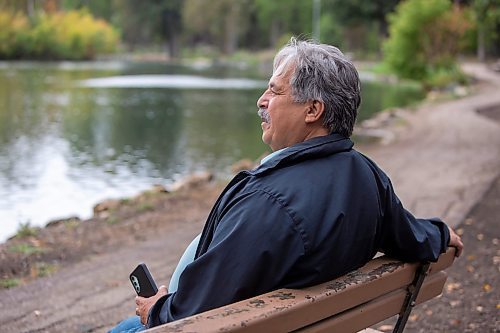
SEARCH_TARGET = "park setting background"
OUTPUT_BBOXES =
[0,0,498,242]
[0,1,499,332]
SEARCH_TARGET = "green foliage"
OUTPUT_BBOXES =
[383,0,472,86]
[106,215,119,225]
[7,243,45,255]
[0,11,31,58]
[137,203,154,213]
[425,65,468,88]
[319,13,344,47]
[33,262,57,277]
[0,278,20,289]
[15,222,38,238]
[470,0,500,59]
[255,0,312,46]
[0,9,119,60]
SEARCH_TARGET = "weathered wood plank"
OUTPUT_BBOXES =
[146,248,455,333]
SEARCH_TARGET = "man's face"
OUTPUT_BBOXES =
[257,69,309,151]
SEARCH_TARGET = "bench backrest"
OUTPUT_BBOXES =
[146,248,456,333]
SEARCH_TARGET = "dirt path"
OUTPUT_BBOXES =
[1,63,499,333]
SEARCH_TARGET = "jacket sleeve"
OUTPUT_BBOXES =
[147,190,305,326]
[378,177,450,262]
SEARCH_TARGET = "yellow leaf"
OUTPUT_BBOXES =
[377,325,394,332]
[446,282,462,292]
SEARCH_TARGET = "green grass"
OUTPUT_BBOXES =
[0,278,21,288]
[64,218,80,229]
[120,198,131,205]
[34,262,57,277]
[137,203,154,213]
[7,243,45,255]
[15,222,38,238]
[106,215,119,225]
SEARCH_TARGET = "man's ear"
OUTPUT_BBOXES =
[305,100,325,123]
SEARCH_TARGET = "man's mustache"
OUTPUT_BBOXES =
[258,108,270,123]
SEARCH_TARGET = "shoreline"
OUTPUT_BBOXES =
[1,62,497,287]
[0,61,499,332]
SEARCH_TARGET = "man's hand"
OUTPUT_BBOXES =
[448,226,463,257]
[136,285,168,326]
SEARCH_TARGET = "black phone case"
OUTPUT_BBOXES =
[130,263,158,297]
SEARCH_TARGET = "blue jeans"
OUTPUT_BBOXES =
[108,316,145,333]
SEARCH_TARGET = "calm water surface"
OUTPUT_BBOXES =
[0,61,424,241]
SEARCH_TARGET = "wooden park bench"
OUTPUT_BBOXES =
[145,248,456,333]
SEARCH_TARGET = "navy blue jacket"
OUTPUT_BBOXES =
[148,133,450,326]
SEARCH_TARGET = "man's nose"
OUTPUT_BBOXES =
[257,91,268,108]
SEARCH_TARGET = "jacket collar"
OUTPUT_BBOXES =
[252,133,354,176]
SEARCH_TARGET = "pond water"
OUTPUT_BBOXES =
[0,61,424,241]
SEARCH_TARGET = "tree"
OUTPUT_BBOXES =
[183,0,253,54]
[383,0,472,84]
[318,0,400,54]
[254,0,312,47]
[472,0,500,60]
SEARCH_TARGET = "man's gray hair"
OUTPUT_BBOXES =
[273,38,361,137]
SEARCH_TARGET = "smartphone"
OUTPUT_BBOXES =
[130,263,158,298]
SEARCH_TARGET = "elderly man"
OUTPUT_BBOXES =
[110,38,463,332]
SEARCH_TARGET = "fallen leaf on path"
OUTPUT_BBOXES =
[476,233,484,241]
[464,218,473,225]
[466,254,476,261]
[425,309,433,316]
[446,282,462,292]
[449,300,461,307]
[493,238,499,245]
[483,283,492,292]
[476,305,484,312]
[456,228,464,236]
[466,265,475,272]
[409,314,419,322]
[377,325,393,332]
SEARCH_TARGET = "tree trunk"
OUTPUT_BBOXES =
[223,3,240,55]
[477,23,485,62]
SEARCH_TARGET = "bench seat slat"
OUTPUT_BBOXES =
[295,271,447,333]
[146,249,455,333]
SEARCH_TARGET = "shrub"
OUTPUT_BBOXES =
[0,9,119,60]
[0,11,31,58]
[15,222,38,238]
[383,0,472,86]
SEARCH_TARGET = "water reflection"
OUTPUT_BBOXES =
[81,75,266,89]
[0,62,423,241]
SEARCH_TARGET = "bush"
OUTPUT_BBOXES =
[0,11,31,58]
[383,0,472,86]
[0,9,119,60]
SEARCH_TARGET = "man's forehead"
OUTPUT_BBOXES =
[269,71,291,88]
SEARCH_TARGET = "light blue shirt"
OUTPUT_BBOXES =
[168,147,288,292]
[260,148,287,165]
[168,234,201,292]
